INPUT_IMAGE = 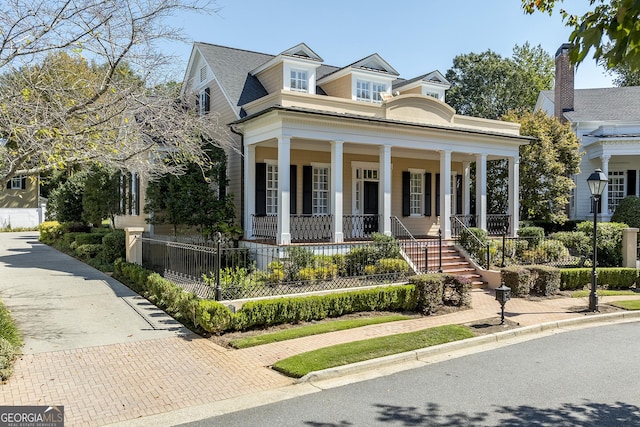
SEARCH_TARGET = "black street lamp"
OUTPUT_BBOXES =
[587,168,608,312]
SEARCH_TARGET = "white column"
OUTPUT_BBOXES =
[508,156,520,236]
[440,150,452,239]
[380,145,392,236]
[476,153,487,230]
[244,144,256,240]
[601,154,611,217]
[277,136,291,245]
[463,161,471,216]
[331,140,344,243]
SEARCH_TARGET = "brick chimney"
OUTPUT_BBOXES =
[554,43,574,122]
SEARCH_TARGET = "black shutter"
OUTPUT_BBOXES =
[628,170,637,196]
[402,171,410,216]
[255,163,266,216]
[290,165,297,214]
[6,180,10,189]
[424,173,432,216]
[134,174,140,215]
[435,173,440,216]
[204,87,211,113]
[303,165,312,215]
[20,177,26,190]
[456,174,463,215]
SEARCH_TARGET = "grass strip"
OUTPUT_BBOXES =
[0,301,22,381]
[571,289,637,298]
[610,300,640,310]
[230,315,413,349]
[272,324,474,378]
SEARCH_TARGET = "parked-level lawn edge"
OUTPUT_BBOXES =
[272,324,474,378]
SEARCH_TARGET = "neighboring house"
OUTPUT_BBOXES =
[125,42,531,243]
[0,175,46,227]
[536,43,640,221]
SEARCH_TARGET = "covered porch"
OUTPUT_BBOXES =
[235,106,528,245]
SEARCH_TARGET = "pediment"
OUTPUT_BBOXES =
[351,54,399,76]
[384,94,455,125]
[280,43,323,62]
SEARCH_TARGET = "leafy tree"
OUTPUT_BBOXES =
[82,166,122,228]
[446,43,554,120]
[47,171,88,222]
[503,110,582,223]
[145,147,237,240]
[523,0,640,70]
[0,1,227,187]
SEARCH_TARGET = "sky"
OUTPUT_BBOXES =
[162,0,615,89]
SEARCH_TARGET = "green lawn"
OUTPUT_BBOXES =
[610,300,640,310]
[272,324,474,378]
[230,315,413,348]
[571,289,637,298]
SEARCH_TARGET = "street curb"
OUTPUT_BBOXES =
[298,311,640,383]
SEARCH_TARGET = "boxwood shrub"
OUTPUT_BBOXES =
[560,268,640,290]
[501,266,531,297]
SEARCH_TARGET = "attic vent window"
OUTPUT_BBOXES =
[200,66,207,82]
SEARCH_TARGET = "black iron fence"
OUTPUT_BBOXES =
[251,214,380,243]
[141,236,424,301]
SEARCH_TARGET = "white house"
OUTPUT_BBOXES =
[536,43,640,221]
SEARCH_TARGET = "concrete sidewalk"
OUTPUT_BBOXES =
[1,231,639,426]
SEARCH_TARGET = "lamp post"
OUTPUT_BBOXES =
[495,283,511,325]
[587,169,608,312]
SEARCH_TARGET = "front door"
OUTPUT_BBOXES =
[363,181,379,235]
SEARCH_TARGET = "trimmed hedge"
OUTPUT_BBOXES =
[501,266,531,297]
[560,268,640,290]
[113,260,472,334]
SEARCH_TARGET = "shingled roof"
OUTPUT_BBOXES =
[542,86,640,122]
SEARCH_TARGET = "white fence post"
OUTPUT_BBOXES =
[621,228,639,268]
[125,227,144,265]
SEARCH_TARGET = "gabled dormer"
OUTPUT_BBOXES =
[317,54,398,103]
[250,43,323,95]
[393,71,451,102]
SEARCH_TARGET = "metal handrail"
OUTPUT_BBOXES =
[390,216,418,242]
[451,216,490,269]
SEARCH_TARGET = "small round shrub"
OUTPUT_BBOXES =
[196,300,232,334]
[518,226,545,246]
[611,196,640,228]
[101,229,126,263]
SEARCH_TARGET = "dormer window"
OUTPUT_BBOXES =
[356,80,388,103]
[290,70,308,92]
[424,91,442,101]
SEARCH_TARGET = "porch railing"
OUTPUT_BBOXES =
[252,215,277,240]
[343,214,380,241]
[291,215,333,242]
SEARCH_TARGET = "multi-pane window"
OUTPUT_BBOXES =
[372,82,387,102]
[410,172,422,215]
[9,176,24,190]
[608,171,625,214]
[290,70,308,92]
[356,80,370,101]
[357,80,387,102]
[266,163,278,215]
[313,167,329,215]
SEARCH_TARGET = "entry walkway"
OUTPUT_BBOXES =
[0,232,638,426]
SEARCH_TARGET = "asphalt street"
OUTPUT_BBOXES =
[179,322,640,426]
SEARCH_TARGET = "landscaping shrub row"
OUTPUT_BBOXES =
[39,221,125,271]
[559,268,640,291]
[0,301,22,381]
[114,260,472,334]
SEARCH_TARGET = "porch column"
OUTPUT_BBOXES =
[244,144,256,240]
[463,161,471,216]
[601,154,611,216]
[380,145,392,236]
[331,140,344,243]
[476,153,487,230]
[277,136,291,244]
[508,155,520,236]
[440,150,452,239]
